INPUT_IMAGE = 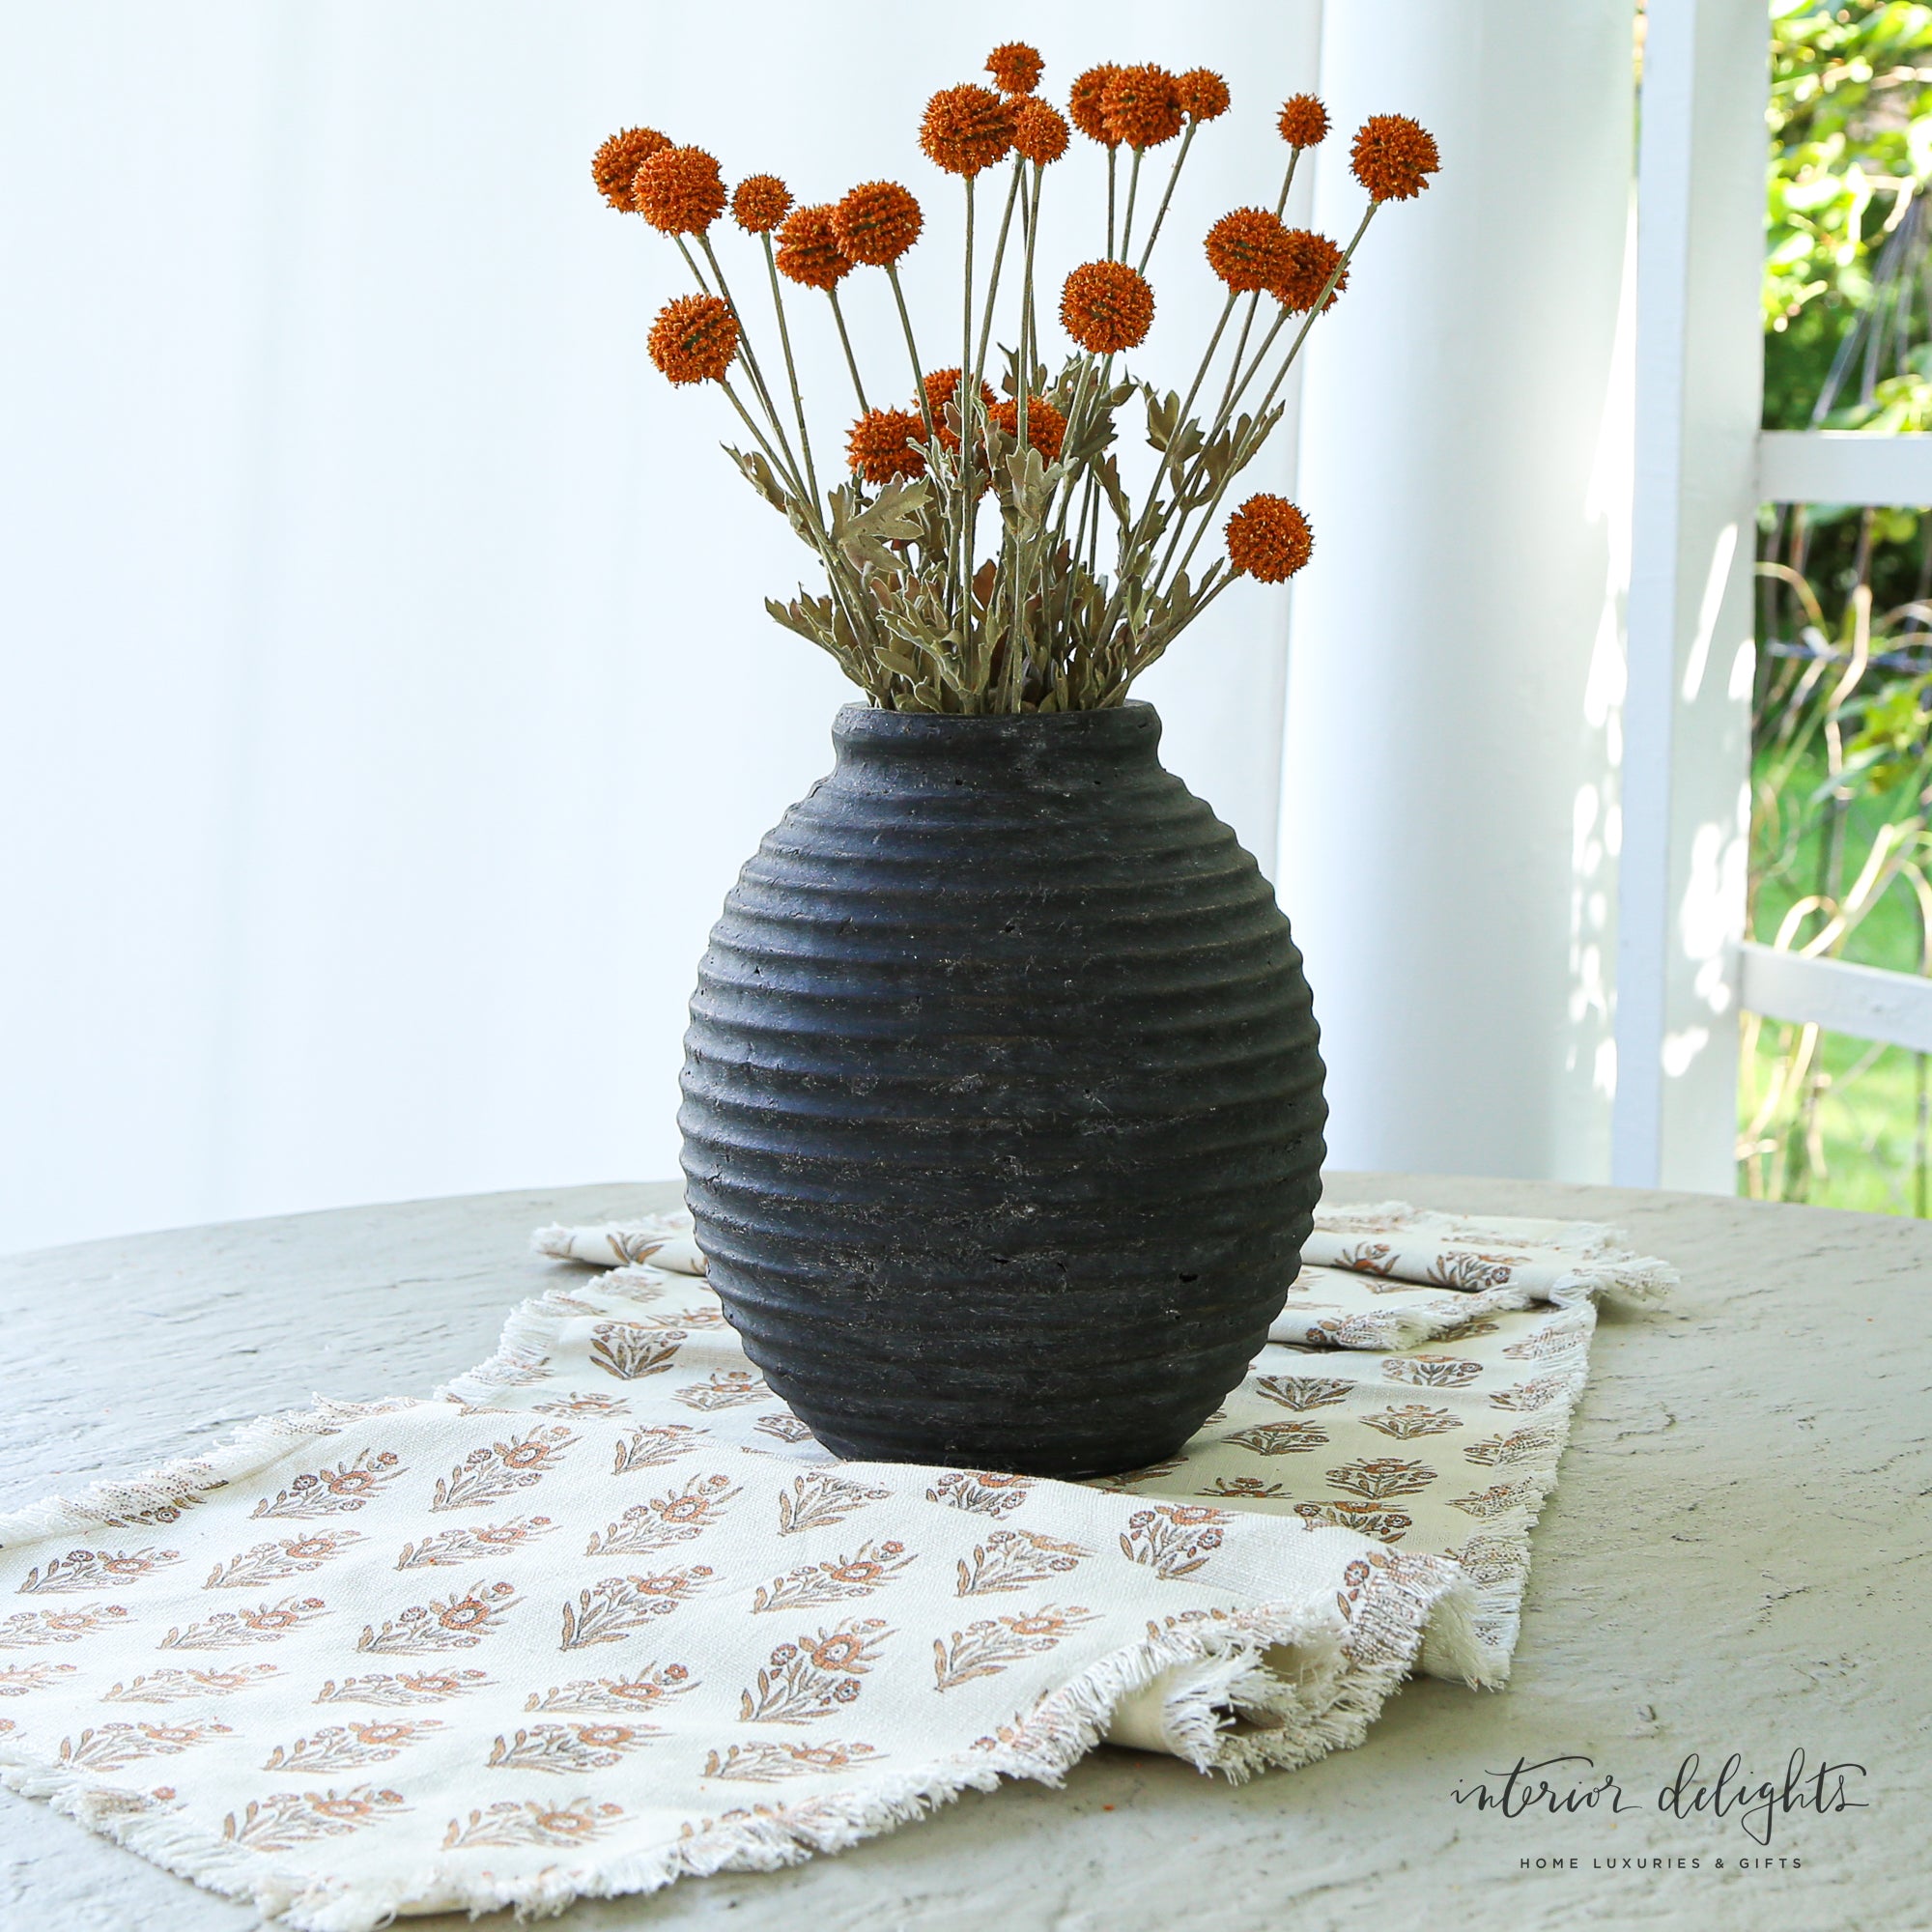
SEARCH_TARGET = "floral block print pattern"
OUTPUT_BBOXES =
[0,1198,1668,1931]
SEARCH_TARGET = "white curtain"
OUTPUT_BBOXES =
[0,2,1323,1252]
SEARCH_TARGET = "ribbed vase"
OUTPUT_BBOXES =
[678,702,1326,1477]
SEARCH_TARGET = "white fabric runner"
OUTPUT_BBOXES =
[0,1202,1669,1929]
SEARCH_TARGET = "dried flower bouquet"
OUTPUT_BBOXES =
[596,46,1437,713]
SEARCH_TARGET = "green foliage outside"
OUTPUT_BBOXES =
[1747,0,1932,1211]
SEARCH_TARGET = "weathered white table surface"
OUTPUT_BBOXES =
[1,1174,1925,1932]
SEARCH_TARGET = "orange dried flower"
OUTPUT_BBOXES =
[1225,495,1312,582]
[775,204,854,289]
[846,408,927,483]
[920,84,1015,177]
[1350,114,1439,201]
[732,175,792,234]
[1068,66,1122,146]
[647,293,738,385]
[987,395,1067,463]
[1277,94,1330,148]
[1269,229,1349,312]
[1177,71,1231,123]
[986,43,1044,96]
[920,368,998,451]
[832,182,923,266]
[1102,65,1184,151]
[633,146,727,234]
[1060,260,1154,354]
[593,127,671,211]
[1012,99,1070,166]
[1205,209,1293,295]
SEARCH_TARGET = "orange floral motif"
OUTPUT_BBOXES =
[262,1720,441,1774]
[57,1720,231,1772]
[1200,1475,1294,1500]
[559,1568,713,1650]
[1488,1374,1570,1411]
[1502,1318,1592,1361]
[1121,1505,1228,1579]
[1254,1374,1352,1412]
[739,1617,891,1722]
[1359,1405,1463,1441]
[1225,1420,1330,1457]
[585,1474,741,1556]
[523,1662,693,1718]
[611,1422,709,1473]
[443,1797,624,1850]
[932,1605,1096,1690]
[222,1784,408,1853]
[431,1427,578,1511]
[488,1721,655,1775]
[15,1548,181,1594]
[355,1582,517,1655]
[1294,1499,1414,1544]
[394,1517,554,1571]
[251,1450,403,1520]
[159,1597,326,1652]
[0,1661,77,1696]
[1381,1354,1483,1389]
[312,1668,490,1706]
[204,1531,363,1591]
[1325,1458,1437,1502]
[1448,1480,1543,1521]
[674,1370,769,1411]
[778,1469,893,1536]
[1463,1426,1561,1467]
[704,1738,884,1782]
[590,1321,689,1378]
[954,1529,1090,1598]
[753,1539,914,1614]
[924,1469,1034,1519]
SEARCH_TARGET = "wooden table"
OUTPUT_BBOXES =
[1,1175,1924,1931]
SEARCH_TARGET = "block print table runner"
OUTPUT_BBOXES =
[0,1202,1669,1929]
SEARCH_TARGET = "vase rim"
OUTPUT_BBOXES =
[834,700,1157,736]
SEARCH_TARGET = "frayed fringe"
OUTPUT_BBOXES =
[0,1546,1475,1931]
[0,1396,419,1550]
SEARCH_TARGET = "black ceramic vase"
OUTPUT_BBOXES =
[678,701,1326,1477]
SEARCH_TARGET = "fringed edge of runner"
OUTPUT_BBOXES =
[0,1396,424,1549]
[0,1542,1478,1932]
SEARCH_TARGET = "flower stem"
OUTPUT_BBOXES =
[1136,122,1197,272]
[1119,147,1144,262]
[759,234,820,510]
[1106,148,1117,258]
[827,286,869,412]
[974,156,1025,381]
